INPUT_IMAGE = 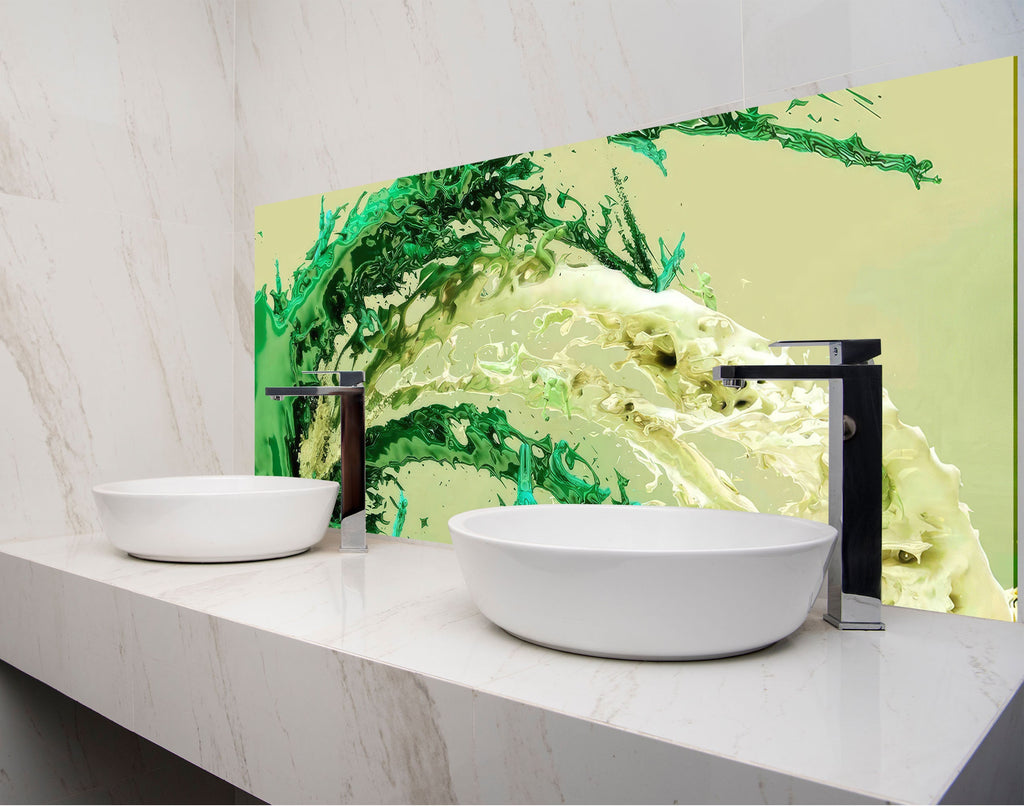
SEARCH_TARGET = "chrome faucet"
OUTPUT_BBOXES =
[265,370,367,553]
[713,339,884,630]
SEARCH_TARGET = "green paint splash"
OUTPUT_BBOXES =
[515,443,538,505]
[608,107,941,188]
[658,234,716,307]
[391,489,408,537]
[609,133,669,176]
[363,402,610,532]
[846,88,882,119]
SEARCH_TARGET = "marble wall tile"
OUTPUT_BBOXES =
[233,0,430,227]
[232,0,744,237]
[412,0,744,175]
[0,0,234,229]
[0,193,232,540]
[744,29,1024,109]
[1,0,236,541]
[742,0,1024,99]
[234,229,256,473]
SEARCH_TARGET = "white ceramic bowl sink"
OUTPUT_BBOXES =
[93,475,339,562]
[448,505,837,661]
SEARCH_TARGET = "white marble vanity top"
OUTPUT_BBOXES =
[0,531,1021,804]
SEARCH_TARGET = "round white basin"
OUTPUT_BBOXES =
[93,475,339,562]
[448,504,837,661]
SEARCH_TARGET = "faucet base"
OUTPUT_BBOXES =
[327,525,368,553]
[823,614,886,631]
[337,511,367,553]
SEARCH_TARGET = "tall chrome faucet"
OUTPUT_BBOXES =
[265,370,367,553]
[713,339,884,630]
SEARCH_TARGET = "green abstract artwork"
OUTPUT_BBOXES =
[255,58,1017,621]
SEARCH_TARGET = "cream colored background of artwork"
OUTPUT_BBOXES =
[256,58,1015,586]
[703,58,1014,585]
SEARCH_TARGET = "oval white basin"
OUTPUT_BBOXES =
[93,475,338,562]
[448,505,837,660]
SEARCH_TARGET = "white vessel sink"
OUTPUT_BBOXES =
[93,475,338,562]
[448,505,837,660]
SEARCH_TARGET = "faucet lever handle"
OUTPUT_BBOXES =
[770,339,881,365]
[301,370,365,387]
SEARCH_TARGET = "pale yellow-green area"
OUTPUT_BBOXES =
[579,58,1016,586]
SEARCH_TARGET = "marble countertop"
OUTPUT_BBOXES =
[1,531,1022,804]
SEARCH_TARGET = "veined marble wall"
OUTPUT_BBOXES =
[0,1,236,802]
[1,0,235,543]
